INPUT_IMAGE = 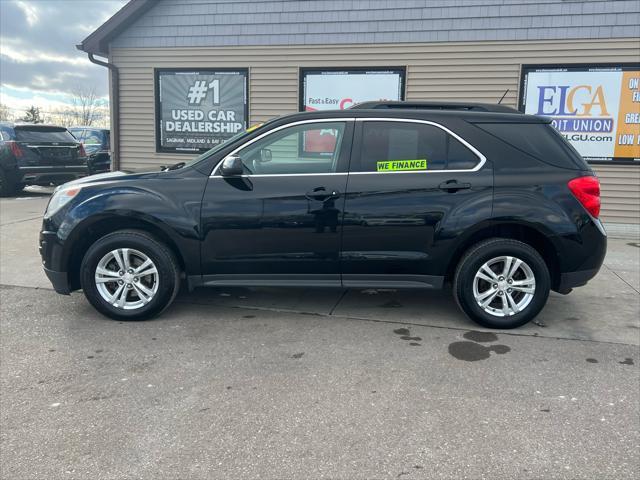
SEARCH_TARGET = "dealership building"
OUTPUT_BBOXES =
[79,0,640,226]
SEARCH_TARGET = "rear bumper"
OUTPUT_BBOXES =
[18,166,89,185]
[556,267,600,294]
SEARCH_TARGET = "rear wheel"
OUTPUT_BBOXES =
[80,230,180,320]
[453,238,550,329]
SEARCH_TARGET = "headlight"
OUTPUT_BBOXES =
[44,186,82,218]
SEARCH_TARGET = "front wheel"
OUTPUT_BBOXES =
[453,238,550,329]
[80,230,180,320]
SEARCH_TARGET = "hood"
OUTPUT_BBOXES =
[62,170,158,188]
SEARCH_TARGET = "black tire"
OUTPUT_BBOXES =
[453,238,550,329]
[80,230,180,321]
[0,168,19,197]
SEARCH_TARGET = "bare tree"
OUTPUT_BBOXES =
[0,103,10,121]
[70,86,100,126]
[48,107,75,127]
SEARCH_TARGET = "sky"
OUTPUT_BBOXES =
[0,0,128,117]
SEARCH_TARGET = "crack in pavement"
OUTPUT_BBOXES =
[0,215,44,227]
[328,289,349,315]
[603,263,640,295]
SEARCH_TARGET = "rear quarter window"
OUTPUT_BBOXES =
[83,130,105,145]
[15,127,77,143]
[476,122,588,170]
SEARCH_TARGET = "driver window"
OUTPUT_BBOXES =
[235,122,345,175]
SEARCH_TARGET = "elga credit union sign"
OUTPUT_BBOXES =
[155,69,248,153]
[300,67,405,112]
[520,64,640,162]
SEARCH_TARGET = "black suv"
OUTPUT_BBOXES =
[69,127,111,174]
[40,103,606,328]
[0,123,88,196]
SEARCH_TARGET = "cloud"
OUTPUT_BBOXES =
[15,1,39,26]
[0,0,127,109]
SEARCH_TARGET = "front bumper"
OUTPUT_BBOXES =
[40,229,70,294]
[43,267,70,295]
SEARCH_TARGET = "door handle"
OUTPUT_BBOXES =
[438,180,472,192]
[305,186,340,201]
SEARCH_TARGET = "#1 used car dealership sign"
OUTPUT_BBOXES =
[520,63,640,162]
[155,69,248,152]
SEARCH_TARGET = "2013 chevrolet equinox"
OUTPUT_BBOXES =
[40,102,606,329]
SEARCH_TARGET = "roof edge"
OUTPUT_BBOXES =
[77,0,156,57]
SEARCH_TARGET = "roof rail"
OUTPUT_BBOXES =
[350,101,520,114]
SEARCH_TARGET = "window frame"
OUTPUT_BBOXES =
[351,118,486,174]
[210,118,355,177]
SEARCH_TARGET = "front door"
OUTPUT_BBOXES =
[200,119,353,286]
[341,118,493,288]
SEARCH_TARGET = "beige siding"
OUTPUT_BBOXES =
[111,38,640,224]
[593,164,640,225]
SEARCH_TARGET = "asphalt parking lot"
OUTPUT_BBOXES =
[1,188,639,479]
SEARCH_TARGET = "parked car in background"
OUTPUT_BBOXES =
[0,122,88,196]
[69,127,111,174]
[40,103,606,328]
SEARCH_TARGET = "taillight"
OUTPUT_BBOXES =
[568,176,601,218]
[7,141,23,158]
[78,143,86,157]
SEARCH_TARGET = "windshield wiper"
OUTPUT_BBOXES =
[161,162,186,171]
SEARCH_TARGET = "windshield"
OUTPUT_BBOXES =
[179,123,267,168]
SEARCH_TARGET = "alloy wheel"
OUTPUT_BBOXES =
[472,255,536,317]
[94,248,159,310]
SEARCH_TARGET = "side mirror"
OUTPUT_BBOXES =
[260,148,272,163]
[219,155,244,176]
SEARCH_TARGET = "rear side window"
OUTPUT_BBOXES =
[83,130,104,145]
[476,123,588,170]
[15,127,77,143]
[357,121,480,172]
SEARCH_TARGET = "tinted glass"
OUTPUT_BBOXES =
[236,122,345,175]
[84,130,104,145]
[15,127,76,143]
[477,123,587,170]
[357,121,479,172]
[0,127,13,141]
[68,129,84,141]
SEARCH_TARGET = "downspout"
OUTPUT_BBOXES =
[84,52,120,171]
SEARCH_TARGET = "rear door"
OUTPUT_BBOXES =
[14,126,84,167]
[341,118,493,288]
